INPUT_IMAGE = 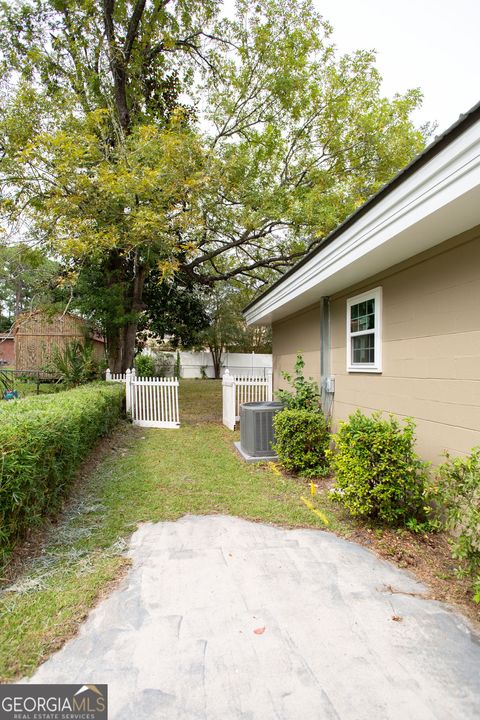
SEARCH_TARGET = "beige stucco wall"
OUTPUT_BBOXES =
[271,225,480,463]
[272,302,321,392]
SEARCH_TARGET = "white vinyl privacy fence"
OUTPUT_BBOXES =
[222,369,272,430]
[106,368,180,429]
[142,350,272,379]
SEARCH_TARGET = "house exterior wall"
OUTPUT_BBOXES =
[0,337,15,365]
[272,303,321,392]
[271,225,480,463]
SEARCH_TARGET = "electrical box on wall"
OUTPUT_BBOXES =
[324,376,335,394]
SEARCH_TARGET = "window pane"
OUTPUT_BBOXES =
[350,299,375,333]
[352,334,375,364]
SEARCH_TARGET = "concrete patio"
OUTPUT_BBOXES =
[27,515,480,719]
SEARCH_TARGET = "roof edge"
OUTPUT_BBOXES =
[244,99,480,316]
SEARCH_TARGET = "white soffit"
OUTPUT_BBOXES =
[245,118,480,326]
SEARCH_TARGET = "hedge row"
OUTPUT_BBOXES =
[0,382,125,562]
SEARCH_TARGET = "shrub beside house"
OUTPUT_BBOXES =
[244,100,480,464]
[252,99,480,604]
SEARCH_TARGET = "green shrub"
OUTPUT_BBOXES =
[275,354,320,411]
[47,339,102,387]
[273,408,329,477]
[174,351,181,379]
[436,448,480,602]
[0,382,125,563]
[329,411,429,525]
[135,353,156,377]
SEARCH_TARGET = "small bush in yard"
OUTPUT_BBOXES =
[275,354,320,411]
[273,409,329,477]
[329,411,429,525]
[435,448,480,602]
[0,382,125,563]
[135,353,156,377]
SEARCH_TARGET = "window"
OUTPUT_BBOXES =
[346,287,382,372]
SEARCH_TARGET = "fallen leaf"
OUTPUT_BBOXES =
[391,615,403,622]
[254,626,266,635]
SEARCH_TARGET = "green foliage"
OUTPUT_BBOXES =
[134,354,156,378]
[0,244,60,323]
[329,411,429,525]
[435,448,480,602]
[275,354,320,411]
[141,273,210,349]
[273,408,329,477]
[175,351,181,379]
[0,0,428,370]
[0,382,124,563]
[195,284,272,379]
[47,340,101,387]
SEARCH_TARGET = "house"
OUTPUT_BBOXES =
[244,101,480,463]
[13,310,105,372]
[0,335,15,365]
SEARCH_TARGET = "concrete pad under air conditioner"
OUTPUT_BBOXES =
[233,441,278,463]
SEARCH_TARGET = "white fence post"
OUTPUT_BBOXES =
[222,369,236,431]
[130,368,136,417]
[125,368,133,414]
[266,368,273,401]
[106,368,112,382]
[125,368,131,413]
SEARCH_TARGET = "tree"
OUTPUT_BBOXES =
[140,272,210,349]
[0,244,60,325]
[0,0,430,370]
[194,284,271,378]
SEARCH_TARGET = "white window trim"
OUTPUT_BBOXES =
[346,286,382,373]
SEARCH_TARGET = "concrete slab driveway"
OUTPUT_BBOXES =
[28,515,480,719]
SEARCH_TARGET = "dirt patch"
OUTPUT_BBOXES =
[346,524,480,629]
[291,473,480,631]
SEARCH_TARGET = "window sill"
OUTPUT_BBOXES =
[347,366,382,374]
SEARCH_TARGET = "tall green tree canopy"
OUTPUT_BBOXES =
[0,244,59,328]
[0,0,430,370]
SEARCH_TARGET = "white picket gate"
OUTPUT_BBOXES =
[222,370,272,430]
[107,368,180,428]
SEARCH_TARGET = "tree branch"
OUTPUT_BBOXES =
[124,0,147,62]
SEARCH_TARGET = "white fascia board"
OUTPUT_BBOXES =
[245,120,480,326]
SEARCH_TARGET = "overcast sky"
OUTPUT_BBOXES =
[312,0,480,134]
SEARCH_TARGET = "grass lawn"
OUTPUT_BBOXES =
[14,381,62,397]
[179,378,222,423]
[0,379,477,680]
[0,369,62,398]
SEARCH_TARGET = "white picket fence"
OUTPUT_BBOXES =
[222,369,272,430]
[106,368,180,429]
[106,370,127,382]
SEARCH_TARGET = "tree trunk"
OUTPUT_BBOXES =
[106,320,139,373]
[209,345,223,379]
[104,252,146,373]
